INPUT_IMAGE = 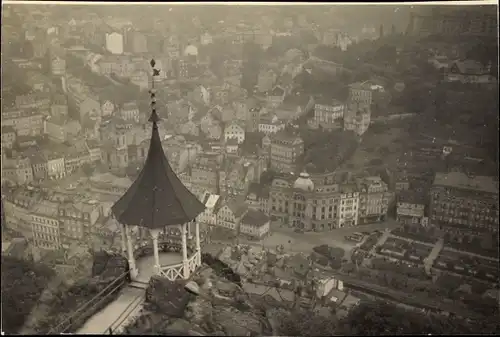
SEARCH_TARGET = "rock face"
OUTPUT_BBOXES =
[185,281,200,295]
[91,251,128,280]
[146,276,192,318]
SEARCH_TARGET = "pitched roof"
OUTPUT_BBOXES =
[112,119,205,228]
[227,199,248,217]
[241,209,269,227]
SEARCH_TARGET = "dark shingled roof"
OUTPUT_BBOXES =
[112,118,205,228]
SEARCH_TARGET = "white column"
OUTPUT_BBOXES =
[195,220,201,266]
[181,223,190,279]
[125,225,138,280]
[150,228,161,275]
[187,221,192,239]
[120,223,127,256]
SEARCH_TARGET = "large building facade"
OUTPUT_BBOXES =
[429,172,499,239]
[269,172,392,231]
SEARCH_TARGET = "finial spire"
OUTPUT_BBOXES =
[148,59,161,124]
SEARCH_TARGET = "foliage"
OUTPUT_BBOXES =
[34,252,128,334]
[1,257,55,334]
[301,130,358,173]
[201,253,242,287]
[276,297,500,336]
[336,300,496,335]
[275,308,338,336]
[359,232,382,251]
[82,163,95,177]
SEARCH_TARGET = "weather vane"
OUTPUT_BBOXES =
[149,59,161,124]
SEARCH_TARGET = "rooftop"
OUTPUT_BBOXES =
[397,190,427,205]
[241,209,269,227]
[433,172,499,194]
[112,113,205,228]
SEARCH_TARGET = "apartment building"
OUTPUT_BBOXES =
[396,190,426,225]
[357,176,393,224]
[270,132,304,173]
[2,110,44,137]
[31,200,61,250]
[309,98,345,130]
[429,172,499,238]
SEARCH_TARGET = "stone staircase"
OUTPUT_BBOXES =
[129,280,149,290]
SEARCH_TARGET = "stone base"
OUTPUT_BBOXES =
[130,265,139,280]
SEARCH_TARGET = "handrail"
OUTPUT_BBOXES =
[47,270,129,334]
[64,277,128,334]
[160,262,184,271]
[103,292,145,334]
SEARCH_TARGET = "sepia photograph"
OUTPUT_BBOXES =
[1,1,499,335]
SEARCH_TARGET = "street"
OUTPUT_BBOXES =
[206,219,401,260]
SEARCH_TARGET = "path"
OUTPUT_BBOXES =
[77,287,145,334]
[370,229,392,255]
[76,252,182,334]
[424,238,444,275]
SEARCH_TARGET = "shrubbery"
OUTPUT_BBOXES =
[1,257,55,334]
[34,251,129,334]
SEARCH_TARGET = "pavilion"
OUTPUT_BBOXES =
[111,59,206,281]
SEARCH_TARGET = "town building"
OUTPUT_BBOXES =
[58,199,102,245]
[120,102,140,123]
[239,209,270,239]
[246,183,270,215]
[191,161,219,196]
[269,172,392,231]
[44,151,66,180]
[267,86,286,109]
[3,186,46,237]
[15,92,51,111]
[105,31,124,55]
[269,132,304,173]
[446,60,495,84]
[309,98,345,130]
[259,114,286,135]
[44,116,82,143]
[396,190,426,225]
[50,94,69,118]
[348,81,374,107]
[51,55,66,76]
[31,200,61,251]
[429,172,499,239]
[224,121,246,144]
[198,192,223,227]
[2,110,44,137]
[2,156,34,185]
[217,200,249,231]
[1,126,17,149]
[96,55,135,78]
[408,7,497,37]
[357,176,393,224]
[344,102,371,136]
[338,185,360,228]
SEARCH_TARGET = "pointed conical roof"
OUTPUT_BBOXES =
[112,59,205,228]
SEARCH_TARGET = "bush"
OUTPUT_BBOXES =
[201,253,241,287]
[34,252,128,334]
[1,257,55,334]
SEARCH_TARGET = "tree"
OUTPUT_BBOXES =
[1,257,55,334]
[82,163,95,177]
